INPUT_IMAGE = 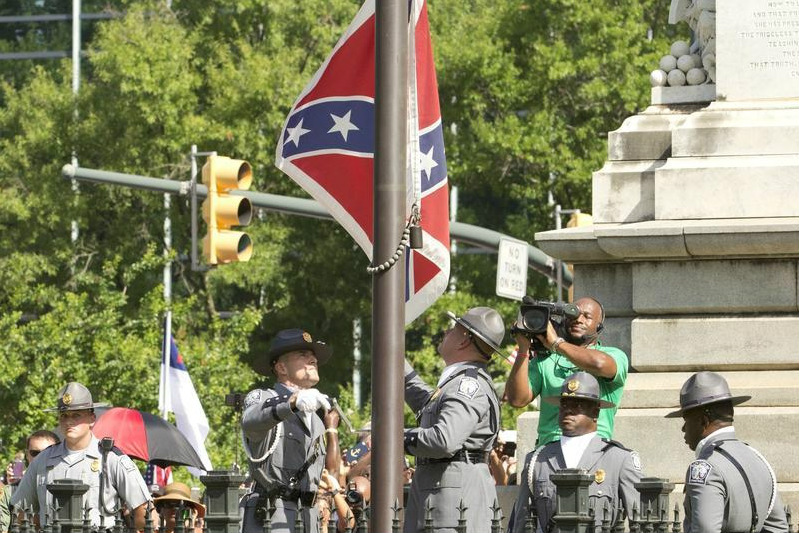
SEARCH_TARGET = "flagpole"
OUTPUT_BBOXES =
[371,0,408,529]
[160,310,172,420]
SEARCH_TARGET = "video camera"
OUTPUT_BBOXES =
[345,481,364,507]
[512,297,581,352]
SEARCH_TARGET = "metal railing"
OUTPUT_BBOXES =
[10,470,796,533]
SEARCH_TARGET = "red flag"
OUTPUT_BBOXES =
[275,0,450,324]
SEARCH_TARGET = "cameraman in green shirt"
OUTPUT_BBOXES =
[505,297,629,446]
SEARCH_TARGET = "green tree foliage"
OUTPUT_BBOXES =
[0,0,671,474]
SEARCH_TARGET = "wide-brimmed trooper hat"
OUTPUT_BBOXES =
[44,382,109,413]
[252,328,332,375]
[154,482,206,518]
[446,307,505,358]
[665,371,750,418]
[543,371,615,408]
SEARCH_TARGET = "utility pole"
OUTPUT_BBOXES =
[448,185,458,292]
[70,0,81,244]
[352,318,362,409]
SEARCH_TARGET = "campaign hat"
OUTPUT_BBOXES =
[542,371,615,408]
[446,307,505,357]
[252,328,332,375]
[44,382,109,412]
[665,371,750,418]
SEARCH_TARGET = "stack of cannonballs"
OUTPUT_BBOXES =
[650,40,710,87]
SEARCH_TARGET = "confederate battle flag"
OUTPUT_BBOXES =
[275,0,450,324]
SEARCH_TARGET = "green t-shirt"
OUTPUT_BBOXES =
[527,343,628,446]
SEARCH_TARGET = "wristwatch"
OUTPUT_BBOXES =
[551,337,566,354]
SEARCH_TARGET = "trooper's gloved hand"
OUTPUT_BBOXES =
[295,389,331,413]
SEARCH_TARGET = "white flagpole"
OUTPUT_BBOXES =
[159,310,172,419]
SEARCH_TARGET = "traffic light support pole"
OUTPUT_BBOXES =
[61,163,573,286]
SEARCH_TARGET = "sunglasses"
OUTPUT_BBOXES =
[28,449,43,458]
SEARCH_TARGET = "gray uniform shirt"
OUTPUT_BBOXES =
[10,437,150,528]
[508,435,643,533]
[403,360,500,533]
[684,428,787,533]
[240,382,326,533]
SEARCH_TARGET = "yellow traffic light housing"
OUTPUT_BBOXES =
[202,155,254,265]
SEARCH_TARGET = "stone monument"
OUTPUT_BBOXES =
[518,0,799,509]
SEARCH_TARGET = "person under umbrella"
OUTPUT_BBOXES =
[10,382,152,529]
[154,482,205,533]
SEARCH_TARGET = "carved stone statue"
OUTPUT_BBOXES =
[669,0,716,81]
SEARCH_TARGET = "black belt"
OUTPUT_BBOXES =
[265,486,317,507]
[417,450,489,466]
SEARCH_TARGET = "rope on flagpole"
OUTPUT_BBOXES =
[366,204,420,274]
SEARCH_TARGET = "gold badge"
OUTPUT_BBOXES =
[595,469,605,484]
[91,459,100,472]
[62,393,73,406]
[566,379,579,393]
[302,332,313,342]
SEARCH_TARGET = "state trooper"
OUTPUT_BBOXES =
[10,382,151,529]
[508,371,643,533]
[666,371,788,533]
[403,307,504,533]
[240,329,333,533]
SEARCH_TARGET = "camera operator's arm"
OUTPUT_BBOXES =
[488,447,509,486]
[537,322,617,378]
[320,469,354,532]
[324,408,342,474]
[346,435,372,480]
[506,333,535,407]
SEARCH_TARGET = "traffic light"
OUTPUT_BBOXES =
[202,155,254,265]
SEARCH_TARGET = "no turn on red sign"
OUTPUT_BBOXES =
[495,238,528,301]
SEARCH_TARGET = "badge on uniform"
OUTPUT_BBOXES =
[594,469,605,484]
[90,459,101,472]
[62,393,73,406]
[244,390,262,409]
[457,377,480,399]
[688,459,712,485]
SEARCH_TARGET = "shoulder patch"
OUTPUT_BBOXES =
[456,376,480,399]
[244,389,262,409]
[630,451,643,472]
[687,459,712,485]
[119,455,137,473]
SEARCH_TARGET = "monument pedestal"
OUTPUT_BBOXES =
[523,0,799,512]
